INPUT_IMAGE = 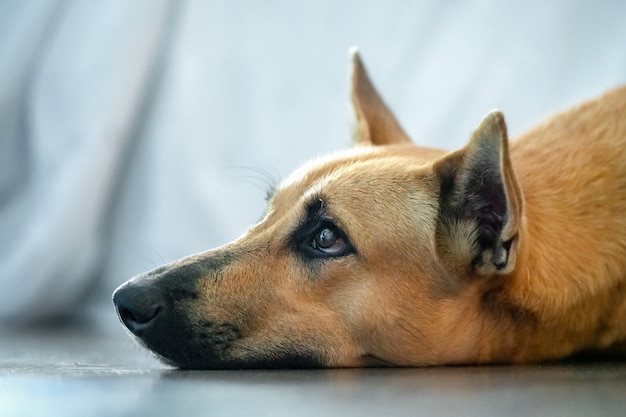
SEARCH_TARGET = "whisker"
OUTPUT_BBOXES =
[222,166,282,201]
[142,250,167,271]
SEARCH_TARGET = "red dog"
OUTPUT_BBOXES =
[114,51,626,369]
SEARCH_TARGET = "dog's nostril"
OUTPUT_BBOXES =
[119,304,161,329]
[113,285,164,336]
[117,303,162,336]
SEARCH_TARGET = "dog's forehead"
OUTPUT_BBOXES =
[264,144,442,260]
[277,145,442,200]
[255,145,444,243]
[282,147,383,188]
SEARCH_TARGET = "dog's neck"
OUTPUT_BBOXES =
[484,130,626,362]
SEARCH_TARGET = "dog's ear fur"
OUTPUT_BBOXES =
[350,48,412,146]
[433,111,523,278]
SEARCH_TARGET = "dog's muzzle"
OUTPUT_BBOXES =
[112,255,325,369]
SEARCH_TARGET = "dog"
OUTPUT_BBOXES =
[113,50,626,369]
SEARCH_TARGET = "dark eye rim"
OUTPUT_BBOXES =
[287,196,357,261]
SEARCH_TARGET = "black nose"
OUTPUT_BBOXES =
[113,283,164,336]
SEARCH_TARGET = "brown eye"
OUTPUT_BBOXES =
[312,226,345,254]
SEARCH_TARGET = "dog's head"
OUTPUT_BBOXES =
[113,50,524,369]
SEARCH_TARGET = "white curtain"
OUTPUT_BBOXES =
[1,0,625,328]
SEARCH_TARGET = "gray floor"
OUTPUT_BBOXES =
[1,324,625,417]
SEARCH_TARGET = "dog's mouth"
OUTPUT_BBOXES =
[173,350,324,370]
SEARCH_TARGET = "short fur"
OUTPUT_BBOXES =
[113,50,626,369]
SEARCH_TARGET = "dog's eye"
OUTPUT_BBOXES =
[289,199,355,259]
[296,221,354,259]
[311,226,345,255]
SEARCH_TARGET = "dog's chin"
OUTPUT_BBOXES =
[128,332,323,370]
[146,342,324,370]
[171,351,324,370]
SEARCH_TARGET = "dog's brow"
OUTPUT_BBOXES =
[304,196,326,217]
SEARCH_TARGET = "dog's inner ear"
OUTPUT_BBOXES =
[350,49,412,147]
[433,111,523,277]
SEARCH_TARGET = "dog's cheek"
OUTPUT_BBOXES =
[318,263,439,366]
[185,249,368,368]
[309,265,392,364]
[242,273,363,367]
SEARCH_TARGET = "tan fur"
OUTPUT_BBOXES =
[113,50,626,369]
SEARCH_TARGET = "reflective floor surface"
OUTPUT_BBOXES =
[1,325,625,417]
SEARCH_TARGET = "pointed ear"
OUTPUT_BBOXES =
[350,48,412,147]
[433,111,523,277]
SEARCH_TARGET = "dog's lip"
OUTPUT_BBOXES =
[361,353,395,367]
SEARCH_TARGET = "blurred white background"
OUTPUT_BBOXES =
[0,0,624,329]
